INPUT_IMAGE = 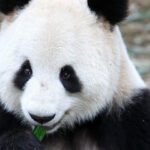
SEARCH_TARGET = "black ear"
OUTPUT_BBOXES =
[0,0,30,14]
[88,0,128,25]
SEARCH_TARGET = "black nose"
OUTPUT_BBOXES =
[29,113,55,124]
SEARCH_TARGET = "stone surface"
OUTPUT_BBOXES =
[121,0,150,86]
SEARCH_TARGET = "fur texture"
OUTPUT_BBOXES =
[88,0,128,25]
[0,0,30,14]
[0,0,128,25]
[44,88,150,150]
[0,104,43,150]
[0,89,150,150]
[0,0,149,150]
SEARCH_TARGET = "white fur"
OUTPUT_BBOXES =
[0,0,146,133]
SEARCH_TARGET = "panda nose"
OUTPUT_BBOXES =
[29,113,55,124]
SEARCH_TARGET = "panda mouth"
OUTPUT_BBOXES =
[31,113,66,133]
[32,121,60,135]
[44,113,68,132]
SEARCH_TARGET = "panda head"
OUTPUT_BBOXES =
[0,0,132,133]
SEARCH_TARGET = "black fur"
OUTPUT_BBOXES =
[88,0,128,25]
[0,88,150,150]
[87,88,150,150]
[0,104,43,150]
[0,104,23,135]
[0,0,128,24]
[45,88,150,150]
[60,65,82,93]
[0,0,30,14]
[14,60,32,90]
[0,130,43,150]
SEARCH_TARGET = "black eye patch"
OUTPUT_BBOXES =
[60,65,82,93]
[14,60,32,90]
[0,0,31,14]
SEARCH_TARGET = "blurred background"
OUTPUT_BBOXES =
[121,0,150,85]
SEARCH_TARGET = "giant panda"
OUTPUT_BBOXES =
[0,0,150,150]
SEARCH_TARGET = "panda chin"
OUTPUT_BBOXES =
[31,121,61,134]
[45,124,61,134]
[43,122,61,134]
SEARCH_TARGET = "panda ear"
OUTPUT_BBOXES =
[88,0,128,25]
[0,0,30,14]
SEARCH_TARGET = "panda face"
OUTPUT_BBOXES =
[0,0,124,133]
[13,58,84,132]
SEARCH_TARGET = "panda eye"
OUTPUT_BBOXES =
[60,65,82,93]
[62,71,71,80]
[14,60,32,90]
[23,68,32,77]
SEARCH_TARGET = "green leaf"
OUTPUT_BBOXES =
[32,126,46,142]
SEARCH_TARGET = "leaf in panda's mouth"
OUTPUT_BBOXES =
[32,125,46,142]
